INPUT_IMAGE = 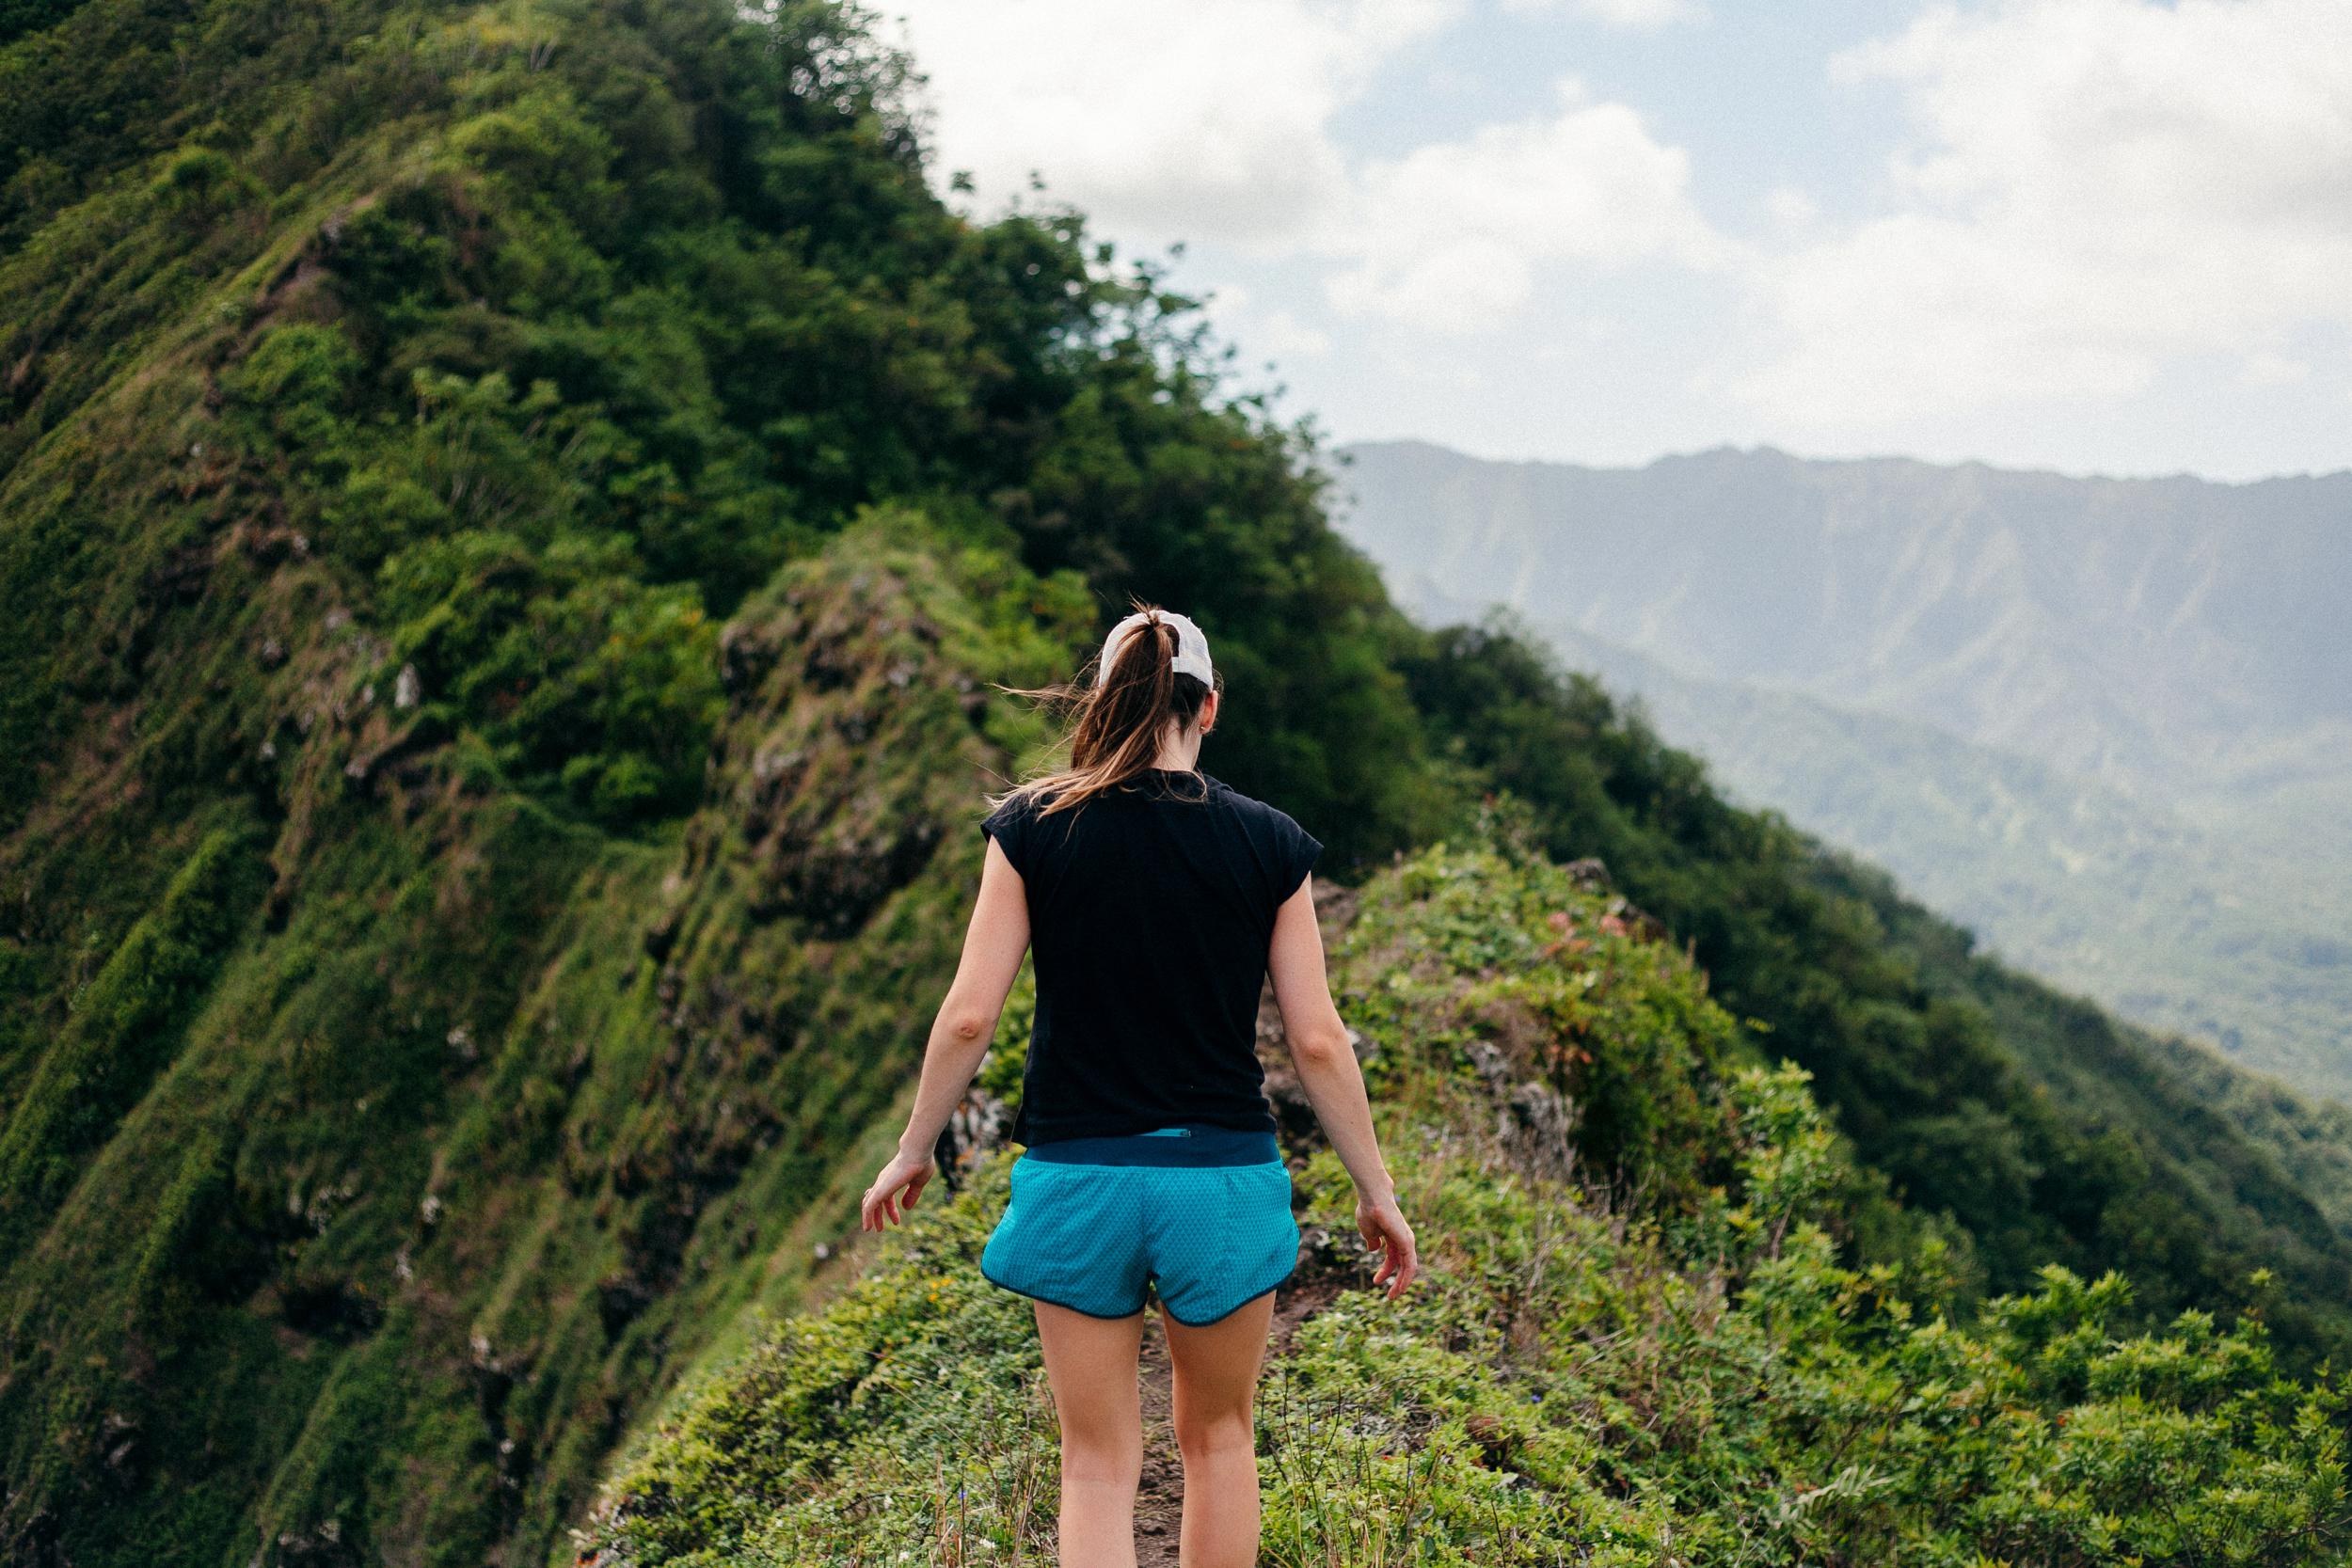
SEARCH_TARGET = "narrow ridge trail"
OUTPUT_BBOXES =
[1126,1278,1344,1565]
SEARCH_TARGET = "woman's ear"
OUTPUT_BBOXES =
[1201,689,1220,734]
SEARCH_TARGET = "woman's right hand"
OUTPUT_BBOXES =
[860,1148,935,1232]
[1356,1192,1419,1300]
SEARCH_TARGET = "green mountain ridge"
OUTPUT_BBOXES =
[5,2,2352,1562]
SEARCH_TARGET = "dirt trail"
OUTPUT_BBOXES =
[1134,1315,1184,1564]
[1126,1278,1343,1565]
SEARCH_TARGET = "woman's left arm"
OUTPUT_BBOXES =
[860,834,1031,1230]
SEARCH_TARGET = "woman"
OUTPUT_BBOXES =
[860,603,1418,1567]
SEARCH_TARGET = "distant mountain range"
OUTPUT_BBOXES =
[1335,439,2352,1099]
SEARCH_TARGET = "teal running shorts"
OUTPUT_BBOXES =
[980,1125,1299,1325]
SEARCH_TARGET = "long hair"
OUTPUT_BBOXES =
[987,598,1217,820]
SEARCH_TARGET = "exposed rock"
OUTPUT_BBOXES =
[717,619,778,693]
[1600,893,1669,946]
[937,1086,1014,1187]
[707,563,979,938]
[1499,1080,1580,1182]
[642,909,680,960]
[269,1517,359,1568]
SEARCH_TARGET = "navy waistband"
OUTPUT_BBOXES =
[1020,1124,1281,1167]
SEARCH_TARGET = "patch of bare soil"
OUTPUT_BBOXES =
[1270,1275,1343,1355]
[1134,1313,1184,1565]
[1125,1272,1346,1566]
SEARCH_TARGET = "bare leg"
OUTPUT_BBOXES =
[1034,1300,1147,1567]
[1162,1291,1276,1568]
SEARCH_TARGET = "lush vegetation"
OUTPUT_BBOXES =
[592,844,2352,1566]
[6,0,2352,1562]
[1399,625,2352,1350]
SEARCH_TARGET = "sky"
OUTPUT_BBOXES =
[879,0,2352,483]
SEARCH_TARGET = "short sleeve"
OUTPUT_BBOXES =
[980,796,1032,879]
[1276,814,1323,902]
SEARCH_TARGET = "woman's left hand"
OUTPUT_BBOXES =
[860,1148,935,1231]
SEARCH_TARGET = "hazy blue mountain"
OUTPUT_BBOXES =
[1337,440,2352,1098]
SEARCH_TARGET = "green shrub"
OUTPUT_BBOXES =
[217,322,361,454]
[377,527,721,823]
[149,147,262,223]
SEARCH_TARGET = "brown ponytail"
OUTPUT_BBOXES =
[987,598,1217,820]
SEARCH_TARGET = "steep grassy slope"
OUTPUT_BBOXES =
[8,2,2352,1564]
[1425,596,2352,1097]
[1398,626,2352,1353]
[589,844,2352,1567]
[0,517,1070,1564]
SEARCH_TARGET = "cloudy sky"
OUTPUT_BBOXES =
[882,0,2352,483]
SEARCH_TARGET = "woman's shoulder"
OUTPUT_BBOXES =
[1200,774,1312,834]
[981,784,1039,822]
[981,781,1068,840]
[1196,771,1251,808]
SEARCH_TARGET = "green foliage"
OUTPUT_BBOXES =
[0,822,264,1263]
[219,322,362,452]
[595,1159,1056,1565]
[1397,620,2352,1359]
[0,0,84,49]
[377,526,723,822]
[594,846,2352,1566]
[149,146,264,225]
[1340,839,1744,1207]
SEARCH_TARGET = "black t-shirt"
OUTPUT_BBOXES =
[980,768,1324,1145]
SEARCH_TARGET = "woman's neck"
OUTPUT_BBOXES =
[1151,732,1202,771]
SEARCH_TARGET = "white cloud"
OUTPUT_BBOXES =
[1763,185,1819,234]
[1735,0,2352,426]
[883,5,1723,341]
[1329,236,1538,333]
[882,0,1461,249]
[2239,352,2312,388]
[1201,283,1334,363]
[1257,309,1337,359]
[1501,0,1706,30]
[1327,78,1724,333]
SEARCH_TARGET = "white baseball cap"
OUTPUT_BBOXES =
[1096,609,1214,688]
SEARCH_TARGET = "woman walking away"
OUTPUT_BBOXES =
[860,602,1418,1567]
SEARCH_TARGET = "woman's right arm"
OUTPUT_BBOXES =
[1268,877,1418,1300]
